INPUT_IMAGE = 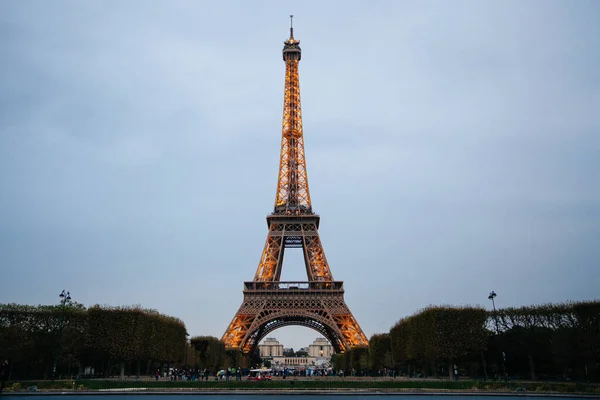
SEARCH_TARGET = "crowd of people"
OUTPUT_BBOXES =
[156,367,244,381]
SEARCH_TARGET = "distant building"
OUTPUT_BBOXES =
[259,337,284,358]
[259,337,335,370]
[283,347,294,356]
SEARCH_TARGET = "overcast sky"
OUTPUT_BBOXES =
[1,0,599,352]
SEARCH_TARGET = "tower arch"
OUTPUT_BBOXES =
[241,310,345,354]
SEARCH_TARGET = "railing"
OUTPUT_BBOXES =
[267,210,320,217]
[244,281,343,291]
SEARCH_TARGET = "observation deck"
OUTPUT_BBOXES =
[266,212,320,228]
[243,281,344,294]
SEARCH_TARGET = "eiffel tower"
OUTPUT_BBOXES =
[222,17,368,354]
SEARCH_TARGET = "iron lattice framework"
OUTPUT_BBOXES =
[222,18,368,354]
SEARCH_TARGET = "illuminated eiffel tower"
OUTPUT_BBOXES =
[222,17,368,354]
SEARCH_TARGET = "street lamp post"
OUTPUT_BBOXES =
[52,290,72,381]
[488,290,506,381]
[184,334,190,368]
[488,291,499,334]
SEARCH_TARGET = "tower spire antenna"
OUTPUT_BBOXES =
[289,14,294,39]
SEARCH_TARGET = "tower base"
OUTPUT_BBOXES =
[222,281,368,353]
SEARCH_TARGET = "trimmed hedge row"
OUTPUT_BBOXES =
[0,303,187,380]
[334,301,599,382]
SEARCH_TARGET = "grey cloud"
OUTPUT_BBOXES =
[1,0,599,350]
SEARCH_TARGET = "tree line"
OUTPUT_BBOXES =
[3,300,598,381]
[0,303,187,380]
[332,301,599,382]
[188,336,261,373]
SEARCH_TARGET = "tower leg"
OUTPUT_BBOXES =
[303,231,333,281]
[253,234,284,282]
